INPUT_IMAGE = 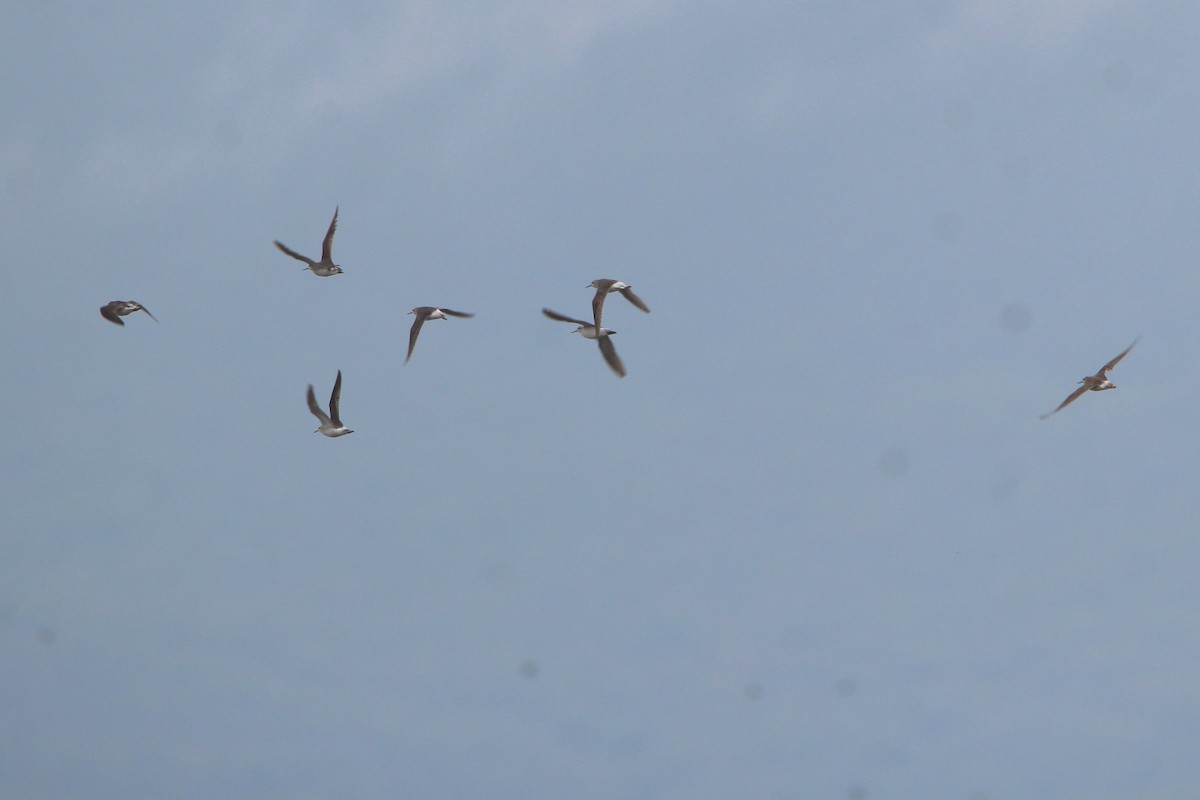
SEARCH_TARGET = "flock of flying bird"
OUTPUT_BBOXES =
[99,207,654,437]
[101,206,1137,430]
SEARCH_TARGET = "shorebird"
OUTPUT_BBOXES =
[274,207,343,276]
[1040,337,1139,419]
[406,307,475,363]
[100,301,158,326]
[542,308,625,377]
[307,370,354,437]
[589,279,649,330]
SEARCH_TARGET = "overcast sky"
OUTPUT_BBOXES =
[3,2,1200,798]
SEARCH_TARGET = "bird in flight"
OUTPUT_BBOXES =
[100,301,158,326]
[589,279,649,330]
[542,308,625,377]
[405,307,475,363]
[274,207,343,276]
[1040,337,1139,419]
[307,370,354,437]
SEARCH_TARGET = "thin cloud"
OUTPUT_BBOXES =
[77,1,679,202]
[960,0,1125,44]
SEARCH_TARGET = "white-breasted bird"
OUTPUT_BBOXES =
[274,207,343,276]
[1040,337,1139,419]
[307,370,354,436]
[588,278,649,331]
[542,307,625,378]
[406,306,475,363]
[100,300,158,326]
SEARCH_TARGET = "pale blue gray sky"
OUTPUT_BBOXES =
[3,2,1200,798]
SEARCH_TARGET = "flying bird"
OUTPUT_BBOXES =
[274,207,343,276]
[100,301,158,326]
[307,370,354,437]
[1040,337,1139,419]
[589,278,649,330]
[542,307,625,377]
[406,306,475,363]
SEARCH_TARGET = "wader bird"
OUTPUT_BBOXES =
[100,301,158,326]
[405,307,475,363]
[1040,337,1139,419]
[307,370,354,437]
[274,207,343,276]
[542,308,625,378]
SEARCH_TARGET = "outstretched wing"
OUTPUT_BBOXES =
[591,286,611,330]
[440,308,474,318]
[321,206,339,262]
[134,303,159,323]
[100,303,125,325]
[542,308,590,327]
[597,335,626,378]
[329,370,344,425]
[618,285,650,314]
[307,384,331,425]
[1100,336,1139,376]
[406,309,430,363]
[1040,384,1088,419]
[275,240,313,265]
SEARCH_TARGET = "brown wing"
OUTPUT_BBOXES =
[1040,384,1089,419]
[321,206,339,262]
[134,303,159,323]
[100,303,125,325]
[542,308,591,327]
[275,240,313,264]
[618,286,650,313]
[1100,336,1139,376]
[591,286,610,330]
[597,335,626,378]
[307,384,330,425]
[440,308,474,318]
[329,370,344,425]
[406,309,431,363]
